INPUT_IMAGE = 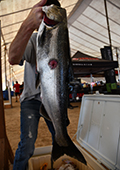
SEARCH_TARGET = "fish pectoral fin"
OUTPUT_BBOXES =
[67,57,74,83]
[35,72,40,88]
[52,136,87,166]
[40,104,51,121]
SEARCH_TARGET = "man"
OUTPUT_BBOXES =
[8,0,61,169]
[13,81,20,102]
[19,82,24,95]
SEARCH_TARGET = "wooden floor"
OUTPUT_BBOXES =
[4,97,81,155]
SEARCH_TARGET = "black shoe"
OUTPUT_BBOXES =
[68,104,74,109]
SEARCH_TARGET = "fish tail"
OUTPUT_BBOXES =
[52,137,87,166]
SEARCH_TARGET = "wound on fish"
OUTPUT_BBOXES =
[48,59,58,69]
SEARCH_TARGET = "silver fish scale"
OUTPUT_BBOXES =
[36,5,87,166]
[37,5,72,147]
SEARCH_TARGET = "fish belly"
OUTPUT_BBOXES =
[39,54,68,146]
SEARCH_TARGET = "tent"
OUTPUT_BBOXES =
[1,0,120,89]
[72,51,118,78]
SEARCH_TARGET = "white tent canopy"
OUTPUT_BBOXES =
[0,0,120,90]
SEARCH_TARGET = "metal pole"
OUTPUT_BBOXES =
[104,0,112,47]
[90,74,93,94]
[116,48,120,82]
[0,19,8,170]
[0,20,14,169]
[4,45,7,89]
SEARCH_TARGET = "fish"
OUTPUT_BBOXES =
[36,4,87,167]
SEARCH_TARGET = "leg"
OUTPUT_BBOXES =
[44,119,55,144]
[15,92,17,102]
[44,112,70,141]
[51,155,54,170]
[44,119,55,169]
[13,100,41,170]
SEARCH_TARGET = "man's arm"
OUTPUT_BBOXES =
[8,0,47,65]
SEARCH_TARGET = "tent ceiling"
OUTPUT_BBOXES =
[0,0,120,89]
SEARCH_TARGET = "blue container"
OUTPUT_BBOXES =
[3,90,8,100]
[3,90,14,100]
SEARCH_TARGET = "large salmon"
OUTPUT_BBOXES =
[36,4,87,167]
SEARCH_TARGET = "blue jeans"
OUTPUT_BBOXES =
[13,99,55,170]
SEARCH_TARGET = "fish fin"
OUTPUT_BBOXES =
[38,26,46,47]
[66,27,74,83]
[67,56,74,83]
[52,136,87,166]
[35,72,40,88]
[40,104,51,121]
[65,112,70,126]
[68,62,74,82]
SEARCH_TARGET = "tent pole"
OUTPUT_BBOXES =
[4,45,7,90]
[1,28,8,90]
[116,48,120,82]
[90,74,93,94]
[0,19,8,170]
[104,0,112,48]
[0,20,14,169]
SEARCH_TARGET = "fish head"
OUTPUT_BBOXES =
[42,4,66,23]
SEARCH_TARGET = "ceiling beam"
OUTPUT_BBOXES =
[107,0,120,10]
[89,4,120,27]
[68,0,92,25]
[0,7,31,18]
[69,24,109,46]
[82,13,120,39]
[76,19,120,45]
[104,0,112,47]
[1,20,23,29]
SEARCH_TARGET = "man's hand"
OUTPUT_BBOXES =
[24,0,47,31]
[34,0,47,7]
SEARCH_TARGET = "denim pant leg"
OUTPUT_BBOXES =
[44,118,55,144]
[13,100,41,170]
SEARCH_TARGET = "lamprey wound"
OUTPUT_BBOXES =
[48,59,58,69]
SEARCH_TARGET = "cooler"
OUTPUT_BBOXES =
[28,94,120,170]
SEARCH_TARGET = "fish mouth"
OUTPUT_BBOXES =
[48,59,58,69]
[42,5,64,23]
[44,13,59,26]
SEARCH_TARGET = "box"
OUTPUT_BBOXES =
[77,94,120,170]
[28,154,93,170]
[28,145,106,170]
[28,94,120,170]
